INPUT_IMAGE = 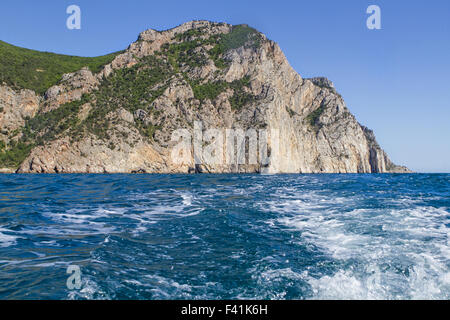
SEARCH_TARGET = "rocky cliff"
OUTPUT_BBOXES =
[0,21,409,173]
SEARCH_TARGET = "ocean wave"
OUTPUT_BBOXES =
[0,227,20,248]
[1,174,448,300]
[263,190,449,299]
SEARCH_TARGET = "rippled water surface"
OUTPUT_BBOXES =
[0,174,448,299]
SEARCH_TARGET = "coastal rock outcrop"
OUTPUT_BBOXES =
[1,21,410,173]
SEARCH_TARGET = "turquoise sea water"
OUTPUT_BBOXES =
[0,174,448,300]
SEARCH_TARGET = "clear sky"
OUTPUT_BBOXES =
[1,0,449,172]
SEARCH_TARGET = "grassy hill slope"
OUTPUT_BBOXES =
[0,40,122,95]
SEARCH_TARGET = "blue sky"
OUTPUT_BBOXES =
[1,0,449,172]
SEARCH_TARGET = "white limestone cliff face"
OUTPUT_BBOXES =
[2,21,409,173]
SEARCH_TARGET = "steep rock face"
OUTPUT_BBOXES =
[0,85,40,140]
[42,67,100,113]
[3,21,409,173]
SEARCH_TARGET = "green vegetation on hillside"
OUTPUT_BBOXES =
[190,81,228,102]
[189,76,257,110]
[174,28,205,42]
[81,55,172,140]
[163,40,209,70]
[164,27,260,108]
[23,94,90,144]
[0,52,173,168]
[0,141,33,168]
[229,89,256,111]
[0,24,264,168]
[170,25,264,70]
[306,105,326,131]
[0,40,122,95]
[0,94,90,168]
[221,25,263,51]
[209,25,263,69]
[227,76,257,110]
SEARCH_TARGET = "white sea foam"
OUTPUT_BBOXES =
[262,188,450,299]
[67,277,110,300]
[0,227,20,247]
[31,189,203,238]
[37,206,119,235]
[181,192,192,206]
[142,274,193,298]
[308,269,385,300]
[125,190,203,235]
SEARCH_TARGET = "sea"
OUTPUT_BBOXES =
[0,173,448,300]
